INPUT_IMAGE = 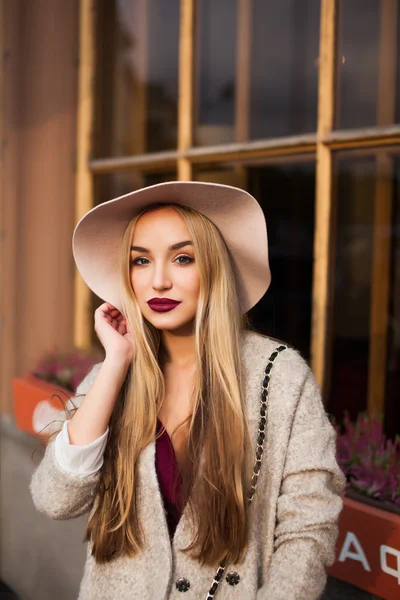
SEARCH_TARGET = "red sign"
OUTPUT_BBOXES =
[329,496,400,600]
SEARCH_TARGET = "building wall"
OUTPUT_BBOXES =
[1,1,81,594]
[1,0,79,414]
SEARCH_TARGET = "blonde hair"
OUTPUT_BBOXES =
[78,204,252,566]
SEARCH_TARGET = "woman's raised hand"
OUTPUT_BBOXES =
[94,302,136,365]
[66,303,135,445]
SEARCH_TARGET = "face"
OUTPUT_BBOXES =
[130,206,200,333]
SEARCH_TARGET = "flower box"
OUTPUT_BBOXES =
[328,492,400,600]
[12,347,101,438]
[12,374,71,438]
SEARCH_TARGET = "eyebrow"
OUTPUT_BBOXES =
[130,240,193,253]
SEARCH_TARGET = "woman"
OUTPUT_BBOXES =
[30,181,345,599]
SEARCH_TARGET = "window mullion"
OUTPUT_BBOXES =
[74,0,95,349]
[367,0,398,417]
[178,0,195,180]
[311,0,337,398]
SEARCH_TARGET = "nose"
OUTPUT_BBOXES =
[152,261,172,292]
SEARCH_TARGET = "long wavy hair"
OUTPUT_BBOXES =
[64,203,253,567]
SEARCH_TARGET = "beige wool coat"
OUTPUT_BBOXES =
[30,331,346,599]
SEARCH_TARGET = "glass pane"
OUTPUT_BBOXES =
[194,0,320,146]
[336,0,400,129]
[386,156,400,438]
[94,171,177,207]
[195,160,316,360]
[94,0,179,158]
[329,152,400,437]
[329,157,375,421]
[195,0,237,145]
[250,0,320,139]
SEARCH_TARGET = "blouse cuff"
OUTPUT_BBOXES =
[54,420,109,476]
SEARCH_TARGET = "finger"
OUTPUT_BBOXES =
[98,303,118,314]
[95,304,107,315]
[117,322,126,335]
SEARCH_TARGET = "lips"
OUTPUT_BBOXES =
[147,298,182,313]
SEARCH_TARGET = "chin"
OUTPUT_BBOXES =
[144,310,195,332]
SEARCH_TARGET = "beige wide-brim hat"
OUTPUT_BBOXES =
[72,181,271,313]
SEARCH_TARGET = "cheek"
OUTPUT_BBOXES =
[182,270,200,299]
[130,271,146,300]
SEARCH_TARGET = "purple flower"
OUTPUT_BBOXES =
[335,411,400,508]
[32,347,102,392]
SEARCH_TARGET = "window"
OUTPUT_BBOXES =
[194,0,320,144]
[329,150,400,436]
[94,0,180,157]
[336,0,400,129]
[75,0,400,433]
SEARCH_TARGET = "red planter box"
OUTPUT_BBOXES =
[12,375,72,438]
[329,494,400,600]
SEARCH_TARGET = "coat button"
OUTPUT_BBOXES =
[226,571,240,586]
[175,577,190,592]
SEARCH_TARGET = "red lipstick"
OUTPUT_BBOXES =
[147,298,182,312]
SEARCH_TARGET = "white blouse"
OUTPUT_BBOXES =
[54,420,109,476]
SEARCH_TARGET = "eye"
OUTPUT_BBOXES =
[131,257,149,266]
[174,255,194,265]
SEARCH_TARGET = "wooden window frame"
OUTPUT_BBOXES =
[74,0,399,419]
[74,0,95,348]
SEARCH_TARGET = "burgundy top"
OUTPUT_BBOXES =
[155,419,183,538]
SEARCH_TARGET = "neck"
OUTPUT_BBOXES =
[160,328,196,369]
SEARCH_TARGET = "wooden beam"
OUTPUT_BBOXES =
[187,133,316,162]
[311,0,337,395]
[377,0,397,127]
[323,125,400,149]
[87,122,400,176]
[233,0,252,189]
[178,0,195,180]
[90,150,179,174]
[74,0,95,349]
[178,157,193,181]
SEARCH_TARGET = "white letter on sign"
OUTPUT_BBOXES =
[338,532,371,572]
[380,545,400,584]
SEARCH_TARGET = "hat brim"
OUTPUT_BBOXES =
[72,181,271,313]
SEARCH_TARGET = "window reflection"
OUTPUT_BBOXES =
[94,171,177,207]
[386,157,400,437]
[329,152,400,437]
[94,0,179,158]
[329,158,374,420]
[250,0,320,139]
[336,0,400,129]
[246,161,315,358]
[195,0,237,145]
[195,0,320,146]
[195,160,315,359]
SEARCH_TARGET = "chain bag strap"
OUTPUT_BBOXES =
[205,345,287,599]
